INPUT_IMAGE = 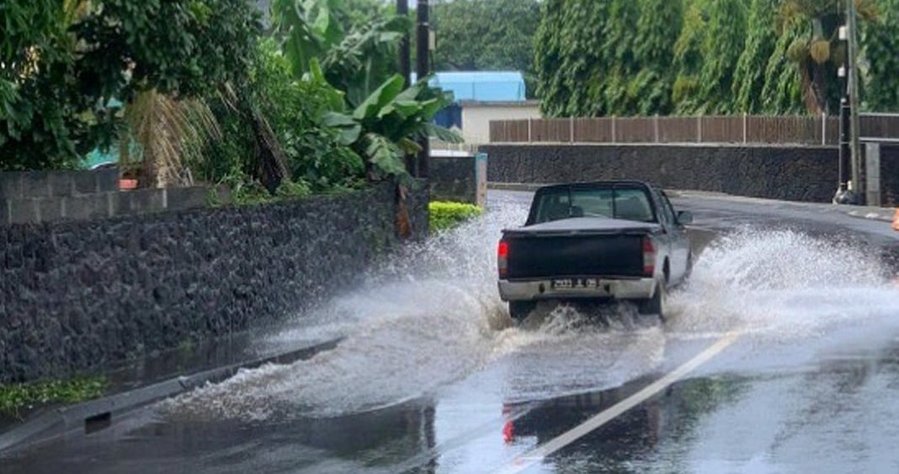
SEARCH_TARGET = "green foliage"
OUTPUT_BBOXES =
[0,0,260,171]
[534,0,608,117]
[253,40,365,189]
[0,376,107,420]
[1,1,92,169]
[431,0,541,97]
[632,0,683,115]
[733,0,779,113]
[429,201,483,233]
[272,0,345,79]
[193,39,364,192]
[272,0,460,182]
[760,19,806,114]
[275,179,313,199]
[325,75,461,181]
[321,16,411,106]
[696,0,748,114]
[534,0,899,116]
[863,0,899,111]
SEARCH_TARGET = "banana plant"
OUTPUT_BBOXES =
[271,0,344,78]
[323,74,462,181]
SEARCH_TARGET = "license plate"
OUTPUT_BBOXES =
[551,278,600,290]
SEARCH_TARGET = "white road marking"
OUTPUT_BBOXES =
[493,330,742,474]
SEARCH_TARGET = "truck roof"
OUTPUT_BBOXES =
[534,180,657,193]
[504,216,660,236]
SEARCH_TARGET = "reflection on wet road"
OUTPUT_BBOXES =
[3,190,899,473]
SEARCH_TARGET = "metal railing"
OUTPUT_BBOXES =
[489,114,899,146]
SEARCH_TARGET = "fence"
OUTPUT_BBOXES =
[489,114,899,146]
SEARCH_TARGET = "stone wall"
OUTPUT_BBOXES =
[0,181,428,383]
[881,145,899,207]
[481,144,899,205]
[0,169,218,225]
[429,153,487,206]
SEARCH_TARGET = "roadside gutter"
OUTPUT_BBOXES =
[0,338,341,456]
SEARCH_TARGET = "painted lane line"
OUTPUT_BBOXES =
[493,330,742,474]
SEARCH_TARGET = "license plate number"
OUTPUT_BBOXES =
[551,278,600,290]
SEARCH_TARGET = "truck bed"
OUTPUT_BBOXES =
[502,217,659,280]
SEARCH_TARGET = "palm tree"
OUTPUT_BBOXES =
[777,0,878,114]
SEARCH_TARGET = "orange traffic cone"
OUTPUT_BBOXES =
[893,208,899,232]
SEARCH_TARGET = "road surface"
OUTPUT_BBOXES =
[3,190,899,473]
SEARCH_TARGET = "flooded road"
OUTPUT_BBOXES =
[4,190,899,473]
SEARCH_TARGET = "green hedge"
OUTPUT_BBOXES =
[429,201,483,233]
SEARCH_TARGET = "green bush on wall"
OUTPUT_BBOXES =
[429,201,483,233]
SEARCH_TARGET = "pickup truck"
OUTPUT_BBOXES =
[497,181,693,322]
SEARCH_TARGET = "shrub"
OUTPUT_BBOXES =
[0,376,107,420]
[429,201,483,233]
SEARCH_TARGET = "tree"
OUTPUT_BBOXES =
[631,0,683,115]
[1,0,92,169]
[0,0,261,171]
[862,0,899,111]
[431,0,541,97]
[532,0,892,117]
[598,0,641,115]
[273,0,460,181]
[696,0,748,113]
[534,0,608,116]
[733,0,779,113]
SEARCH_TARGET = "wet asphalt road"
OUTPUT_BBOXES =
[3,190,899,474]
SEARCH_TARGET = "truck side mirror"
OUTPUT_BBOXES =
[677,211,694,225]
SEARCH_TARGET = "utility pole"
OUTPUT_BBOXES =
[415,0,431,179]
[848,0,864,204]
[834,0,862,205]
[397,0,411,87]
[397,0,414,175]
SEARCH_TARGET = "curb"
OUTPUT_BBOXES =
[0,338,341,456]
[845,209,896,223]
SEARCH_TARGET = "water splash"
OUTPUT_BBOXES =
[167,202,533,419]
[668,228,894,338]
[166,214,899,421]
[666,228,899,379]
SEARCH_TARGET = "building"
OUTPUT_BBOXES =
[415,71,542,146]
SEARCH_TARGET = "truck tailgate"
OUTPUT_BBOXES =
[504,233,646,279]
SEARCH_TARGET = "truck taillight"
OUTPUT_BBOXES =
[498,240,509,278]
[643,237,655,277]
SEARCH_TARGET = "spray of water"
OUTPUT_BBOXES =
[167,201,536,419]
[166,205,899,421]
[666,228,899,378]
[669,228,893,338]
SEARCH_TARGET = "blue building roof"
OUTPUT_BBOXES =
[412,71,527,102]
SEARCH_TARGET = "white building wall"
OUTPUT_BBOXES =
[460,102,541,145]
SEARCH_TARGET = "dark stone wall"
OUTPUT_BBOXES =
[881,145,899,207]
[482,144,899,204]
[0,182,428,383]
[430,156,477,204]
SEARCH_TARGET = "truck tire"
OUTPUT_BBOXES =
[509,301,536,322]
[638,283,667,322]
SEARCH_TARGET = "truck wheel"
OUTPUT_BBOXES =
[638,283,667,322]
[509,302,536,322]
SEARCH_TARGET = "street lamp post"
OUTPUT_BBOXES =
[847,0,864,204]
[416,0,431,179]
[397,0,411,87]
[397,0,414,175]
[834,0,862,205]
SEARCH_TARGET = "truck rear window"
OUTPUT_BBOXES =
[532,187,655,224]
